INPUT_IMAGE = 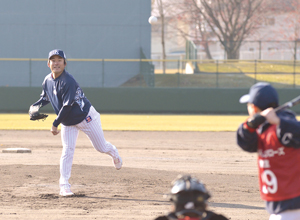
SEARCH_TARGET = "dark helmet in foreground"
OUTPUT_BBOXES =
[170,175,211,218]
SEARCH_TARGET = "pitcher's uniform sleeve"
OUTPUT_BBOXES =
[32,89,50,107]
[53,106,72,127]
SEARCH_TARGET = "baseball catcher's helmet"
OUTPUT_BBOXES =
[170,175,211,218]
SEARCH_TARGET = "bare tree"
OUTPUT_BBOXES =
[288,0,300,60]
[152,0,168,73]
[190,0,264,59]
[195,14,214,59]
[171,1,214,59]
[268,0,300,60]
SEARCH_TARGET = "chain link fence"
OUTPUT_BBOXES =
[1,58,300,89]
[148,59,300,89]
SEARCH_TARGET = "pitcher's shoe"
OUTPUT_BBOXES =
[60,188,74,197]
[113,157,123,170]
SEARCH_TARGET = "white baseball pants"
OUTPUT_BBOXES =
[59,106,120,188]
[269,209,300,220]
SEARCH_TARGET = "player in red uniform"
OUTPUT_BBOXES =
[237,82,300,220]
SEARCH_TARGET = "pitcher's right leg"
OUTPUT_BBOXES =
[77,106,122,170]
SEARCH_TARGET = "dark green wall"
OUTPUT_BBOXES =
[1,87,300,114]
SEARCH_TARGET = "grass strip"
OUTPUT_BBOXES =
[0,114,248,131]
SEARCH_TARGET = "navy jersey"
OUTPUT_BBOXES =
[34,70,91,126]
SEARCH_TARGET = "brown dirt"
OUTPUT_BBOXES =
[0,130,268,220]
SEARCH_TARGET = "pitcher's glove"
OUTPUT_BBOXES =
[29,105,48,121]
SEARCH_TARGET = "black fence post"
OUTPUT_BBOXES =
[293,40,297,88]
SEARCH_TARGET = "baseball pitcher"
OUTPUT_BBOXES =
[29,49,122,196]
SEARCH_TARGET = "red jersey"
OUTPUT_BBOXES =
[257,124,300,201]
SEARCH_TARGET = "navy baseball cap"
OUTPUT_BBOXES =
[239,82,279,110]
[48,49,66,59]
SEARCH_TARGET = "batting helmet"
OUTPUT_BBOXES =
[170,175,211,218]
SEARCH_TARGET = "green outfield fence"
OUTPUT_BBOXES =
[1,58,300,89]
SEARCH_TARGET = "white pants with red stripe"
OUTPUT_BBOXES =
[269,209,300,220]
[59,106,120,188]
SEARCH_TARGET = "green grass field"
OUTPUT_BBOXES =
[0,114,248,131]
[122,60,300,88]
[2,61,300,131]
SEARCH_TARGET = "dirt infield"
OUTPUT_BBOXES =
[0,130,269,220]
